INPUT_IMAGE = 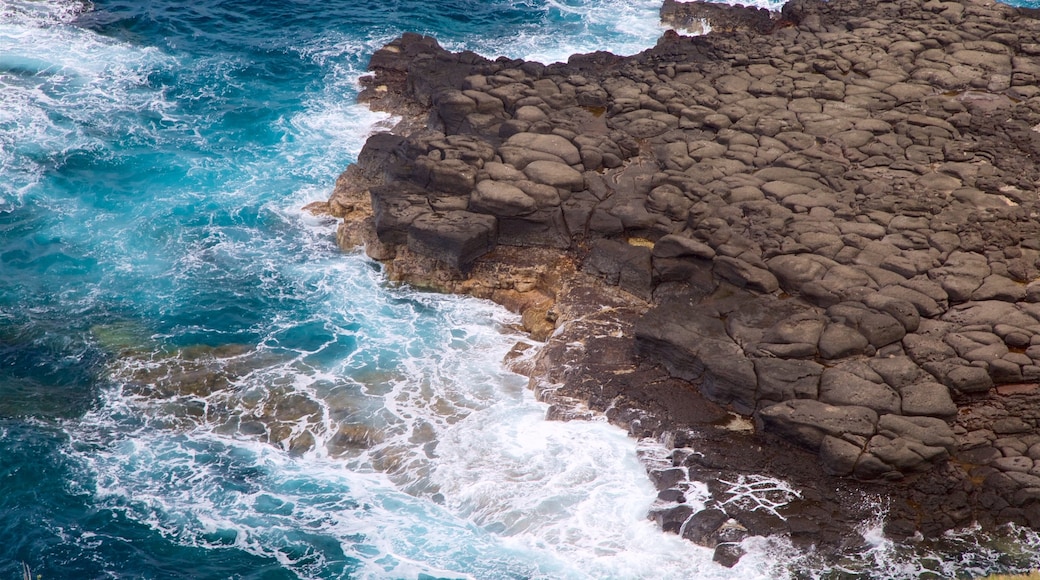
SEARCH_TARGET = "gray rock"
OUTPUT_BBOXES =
[852,452,899,480]
[681,508,729,546]
[650,467,687,489]
[483,161,525,181]
[407,210,498,269]
[820,434,864,476]
[713,543,746,568]
[863,293,921,333]
[758,311,827,358]
[432,90,477,133]
[868,356,925,389]
[820,366,901,414]
[754,358,823,403]
[974,275,1028,302]
[757,399,878,451]
[877,414,957,450]
[416,156,478,195]
[636,298,758,412]
[584,239,653,301]
[371,187,430,245]
[943,365,994,394]
[523,160,585,191]
[652,504,694,534]
[653,235,717,260]
[513,180,562,207]
[903,333,958,366]
[498,145,568,169]
[993,418,1033,435]
[827,302,906,348]
[880,285,944,317]
[900,382,958,417]
[767,254,836,293]
[714,256,780,293]
[864,434,948,474]
[471,180,537,216]
[818,322,870,359]
[856,415,957,476]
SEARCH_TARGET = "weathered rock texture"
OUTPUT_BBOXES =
[314,0,1040,564]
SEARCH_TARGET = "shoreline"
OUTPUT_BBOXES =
[310,0,1040,566]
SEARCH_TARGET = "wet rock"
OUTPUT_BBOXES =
[713,542,746,568]
[681,508,729,545]
[652,504,695,534]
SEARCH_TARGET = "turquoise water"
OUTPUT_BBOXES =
[0,1,741,578]
[5,0,1040,578]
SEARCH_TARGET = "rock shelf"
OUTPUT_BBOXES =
[313,0,1040,565]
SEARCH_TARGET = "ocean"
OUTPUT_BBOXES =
[2,0,1040,578]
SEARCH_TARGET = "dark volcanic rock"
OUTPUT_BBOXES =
[407,211,497,270]
[661,0,780,35]
[636,294,758,413]
[329,0,1040,562]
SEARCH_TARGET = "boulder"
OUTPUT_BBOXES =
[407,211,498,269]
[714,256,780,293]
[820,435,864,476]
[754,358,822,403]
[681,508,729,546]
[505,132,582,166]
[757,311,827,358]
[899,382,958,417]
[818,322,870,359]
[942,365,994,394]
[819,365,902,415]
[523,160,586,191]
[756,399,878,451]
[653,235,717,260]
[471,180,537,216]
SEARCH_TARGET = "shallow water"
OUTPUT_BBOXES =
[2,0,1040,578]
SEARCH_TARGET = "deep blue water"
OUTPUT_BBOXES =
[4,0,1040,578]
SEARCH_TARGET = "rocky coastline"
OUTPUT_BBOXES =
[310,0,1040,567]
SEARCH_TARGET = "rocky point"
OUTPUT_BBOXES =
[307,0,1040,567]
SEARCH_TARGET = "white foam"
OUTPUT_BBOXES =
[439,0,664,63]
[676,0,789,10]
[34,0,1020,578]
[0,0,175,207]
[282,33,404,182]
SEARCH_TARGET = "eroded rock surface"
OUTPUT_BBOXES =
[317,0,1040,564]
